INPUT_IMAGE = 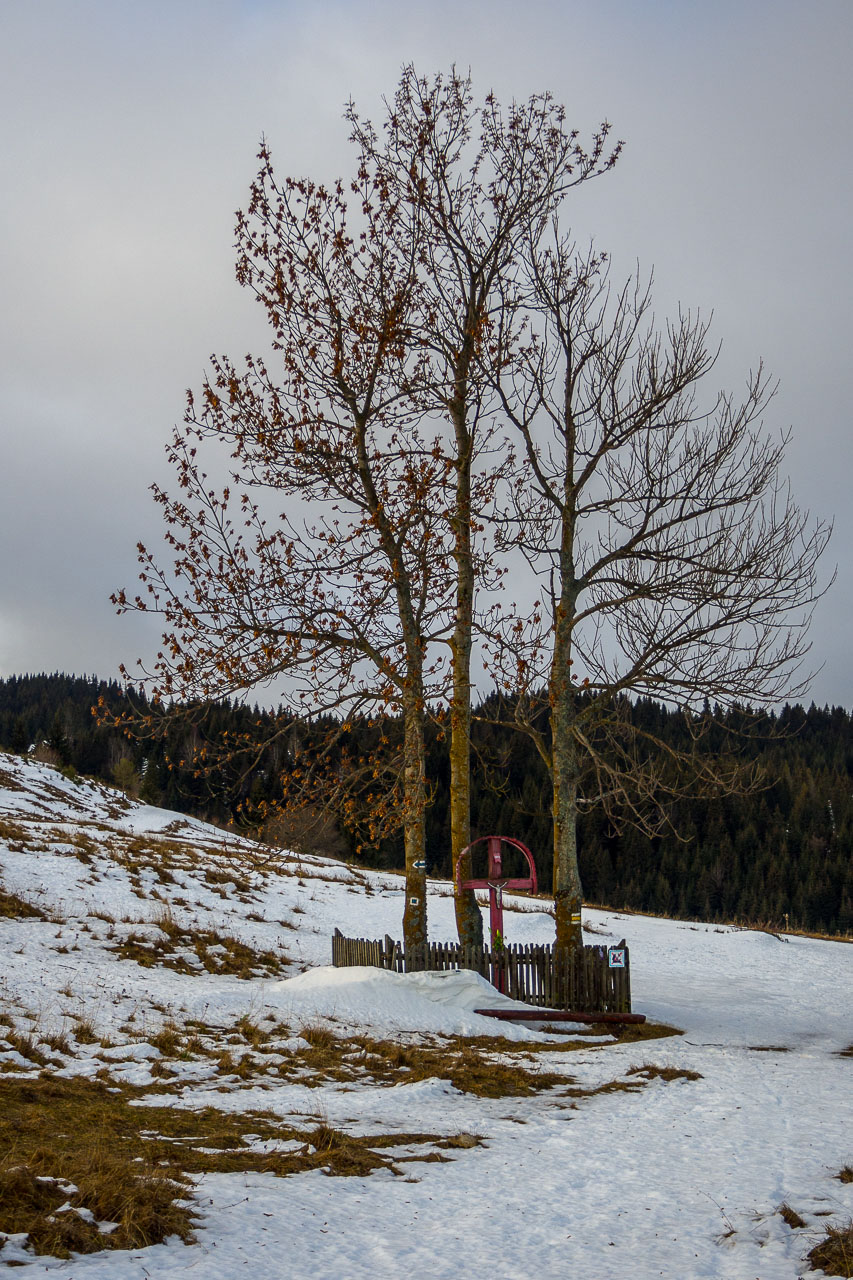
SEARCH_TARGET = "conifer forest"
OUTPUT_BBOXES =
[2,672,850,937]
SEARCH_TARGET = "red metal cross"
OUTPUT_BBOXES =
[455,835,538,954]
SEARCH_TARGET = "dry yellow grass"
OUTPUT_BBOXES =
[108,917,287,979]
[0,1075,491,1260]
[778,1202,808,1230]
[627,1063,703,1082]
[0,884,51,919]
[807,1221,853,1276]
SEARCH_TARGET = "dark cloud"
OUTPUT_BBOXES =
[1,0,849,701]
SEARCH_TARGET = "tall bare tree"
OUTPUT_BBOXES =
[116,68,627,953]
[489,237,831,950]
[348,68,621,945]
[115,138,457,950]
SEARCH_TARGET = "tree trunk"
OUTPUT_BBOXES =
[450,638,483,946]
[351,407,429,952]
[449,380,484,949]
[552,722,583,952]
[401,683,428,951]
[552,551,583,951]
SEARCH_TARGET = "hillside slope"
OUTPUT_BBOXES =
[1,753,851,1278]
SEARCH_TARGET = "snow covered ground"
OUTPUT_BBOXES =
[1,752,851,1278]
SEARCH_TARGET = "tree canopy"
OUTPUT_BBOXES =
[111,66,830,951]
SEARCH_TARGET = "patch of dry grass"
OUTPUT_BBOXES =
[557,1060,702,1102]
[3,1031,49,1066]
[807,1221,853,1276]
[281,1031,568,1097]
[562,1077,646,1100]
[0,1078,196,1257]
[422,1044,564,1097]
[73,1018,98,1045]
[149,1024,187,1058]
[605,1020,683,1043]
[203,867,254,896]
[157,1022,577,1097]
[1,1162,191,1259]
[297,1121,390,1177]
[108,917,287,979]
[0,763,23,791]
[0,817,37,852]
[627,1063,703,1083]
[838,1166,853,1185]
[0,1075,483,1261]
[234,1016,270,1049]
[300,1022,337,1052]
[0,884,51,920]
[186,1019,684,1097]
[778,1202,807,1230]
[168,1021,580,1096]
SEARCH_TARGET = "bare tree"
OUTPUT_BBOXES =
[115,137,457,950]
[114,67,626,952]
[489,237,831,950]
[348,67,621,945]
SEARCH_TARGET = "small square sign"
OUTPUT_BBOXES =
[608,948,626,969]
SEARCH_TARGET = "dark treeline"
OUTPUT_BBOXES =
[0,673,285,826]
[1,672,851,936]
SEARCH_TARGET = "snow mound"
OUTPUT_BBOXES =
[192,965,545,1040]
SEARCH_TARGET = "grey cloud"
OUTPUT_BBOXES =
[1,0,849,701]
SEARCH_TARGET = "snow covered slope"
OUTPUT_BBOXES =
[1,752,851,1278]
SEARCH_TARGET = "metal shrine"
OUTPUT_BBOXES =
[332,833,639,1020]
[455,835,538,975]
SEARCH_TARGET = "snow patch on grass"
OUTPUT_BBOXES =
[1,750,852,1278]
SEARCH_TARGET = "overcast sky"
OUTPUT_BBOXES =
[1,0,851,707]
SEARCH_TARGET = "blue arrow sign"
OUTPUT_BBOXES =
[413,860,427,870]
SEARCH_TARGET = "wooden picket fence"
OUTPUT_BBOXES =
[331,929,631,1014]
